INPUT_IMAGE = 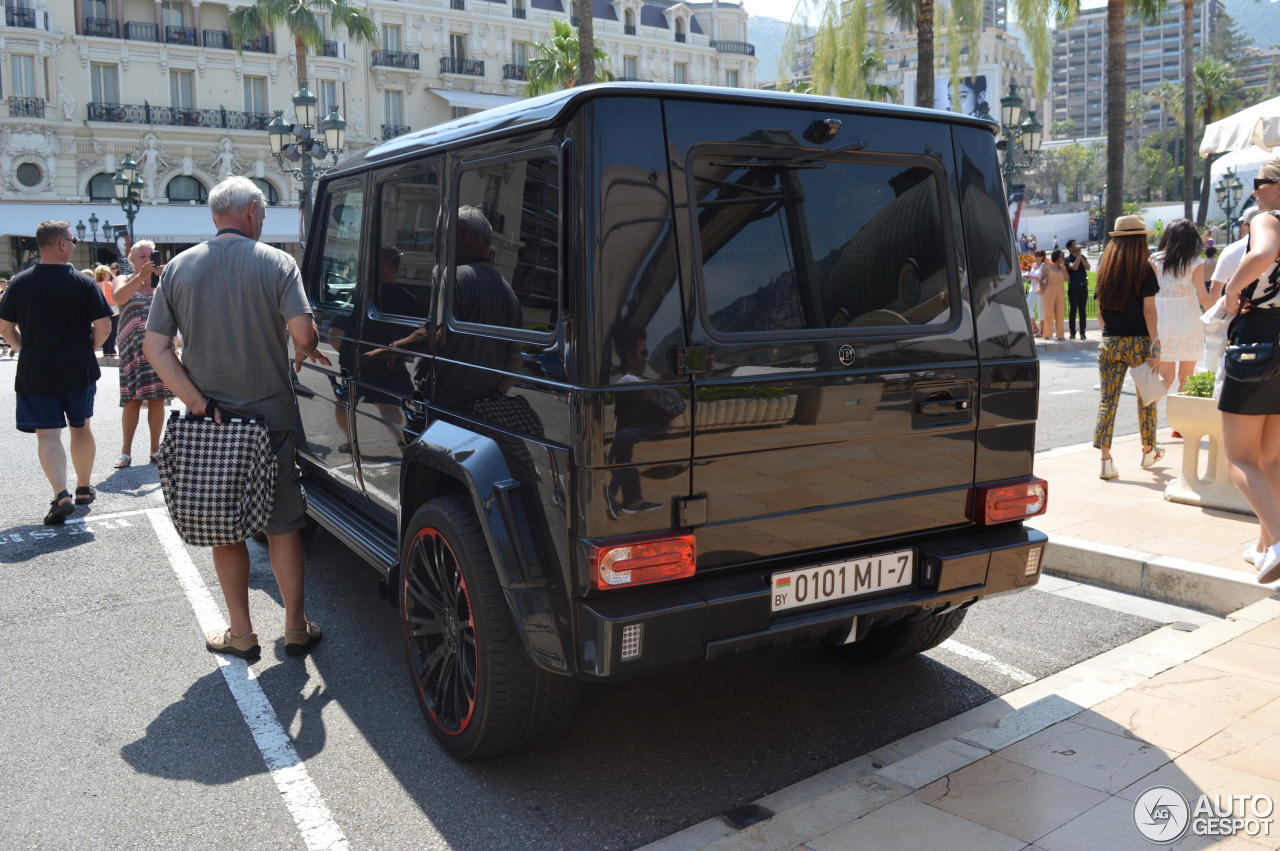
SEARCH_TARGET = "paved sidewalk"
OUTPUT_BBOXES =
[646,431,1280,851]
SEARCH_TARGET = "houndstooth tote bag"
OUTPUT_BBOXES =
[156,408,277,547]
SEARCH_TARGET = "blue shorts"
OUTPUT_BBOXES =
[16,384,97,432]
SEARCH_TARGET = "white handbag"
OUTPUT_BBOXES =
[1130,363,1168,407]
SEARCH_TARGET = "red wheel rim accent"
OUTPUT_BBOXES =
[402,527,477,735]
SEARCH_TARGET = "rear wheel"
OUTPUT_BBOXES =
[838,607,968,663]
[400,495,579,759]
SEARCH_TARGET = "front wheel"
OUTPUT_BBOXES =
[400,495,579,760]
[837,607,969,663]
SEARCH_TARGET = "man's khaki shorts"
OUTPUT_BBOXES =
[264,430,307,536]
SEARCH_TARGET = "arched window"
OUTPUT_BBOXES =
[250,178,279,206]
[88,173,115,202]
[166,175,208,204]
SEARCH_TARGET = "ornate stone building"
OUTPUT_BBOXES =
[0,0,756,273]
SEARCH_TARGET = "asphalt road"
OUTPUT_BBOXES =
[1036,345,1170,453]
[0,358,1165,850]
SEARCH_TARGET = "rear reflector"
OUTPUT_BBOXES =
[975,477,1048,524]
[1025,547,1043,576]
[621,624,644,659]
[590,534,696,590]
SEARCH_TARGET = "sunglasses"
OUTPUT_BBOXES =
[62,236,79,245]
[1255,178,1278,191]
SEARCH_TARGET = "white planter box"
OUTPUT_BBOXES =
[1164,393,1255,516]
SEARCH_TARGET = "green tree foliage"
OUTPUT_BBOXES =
[1194,57,1244,226]
[229,0,377,89]
[1148,80,1181,201]
[1029,142,1102,202]
[525,18,614,96]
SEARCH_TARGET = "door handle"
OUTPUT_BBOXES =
[917,398,971,414]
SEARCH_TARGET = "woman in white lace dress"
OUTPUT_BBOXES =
[1151,219,1212,394]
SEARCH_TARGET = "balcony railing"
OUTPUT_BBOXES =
[373,49,420,69]
[710,40,756,56]
[624,24,636,35]
[84,16,119,38]
[242,34,271,53]
[512,5,526,17]
[88,101,274,131]
[321,39,341,57]
[502,63,527,81]
[382,124,412,140]
[440,56,483,76]
[203,28,231,49]
[675,32,685,42]
[125,21,159,41]
[8,96,44,118]
[617,76,649,82]
[6,6,35,27]
[165,24,197,45]
[451,0,466,8]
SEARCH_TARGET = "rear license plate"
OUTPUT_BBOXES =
[770,550,914,613]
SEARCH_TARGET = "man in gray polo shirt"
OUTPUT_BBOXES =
[144,176,331,661]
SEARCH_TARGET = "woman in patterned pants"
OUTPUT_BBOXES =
[1094,216,1163,479]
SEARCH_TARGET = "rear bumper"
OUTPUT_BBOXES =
[574,524,1047,680]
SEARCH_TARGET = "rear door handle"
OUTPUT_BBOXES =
[917,398,971,414]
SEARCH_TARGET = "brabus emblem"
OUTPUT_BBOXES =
[838,345,855,365]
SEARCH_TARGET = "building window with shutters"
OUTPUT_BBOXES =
[382,24,401,52]
[11,55,36,97]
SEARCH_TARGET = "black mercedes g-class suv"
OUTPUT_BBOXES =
[294,84,1048,760]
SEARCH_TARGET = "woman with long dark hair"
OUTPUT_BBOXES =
[1151,219,1211,395]
[1220,156,1280,583]
[1094,216,1163,479]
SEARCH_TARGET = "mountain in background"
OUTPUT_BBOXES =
[746,15,797,83]
[1221,0,1280,49]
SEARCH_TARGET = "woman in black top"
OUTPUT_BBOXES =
[1220,156,1280,583]
[1094,216,1163,480]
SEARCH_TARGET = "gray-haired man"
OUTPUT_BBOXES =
[144,176,332,661]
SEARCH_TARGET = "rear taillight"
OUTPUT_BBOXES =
[975,477,1048,524]
[589,534,696,590]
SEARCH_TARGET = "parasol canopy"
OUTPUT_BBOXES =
[1200,95,1280,155]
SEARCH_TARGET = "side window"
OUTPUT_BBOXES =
[454,151,560,336]
[316,184,364,309]
[376,160,441,318]
[692,150,953,334]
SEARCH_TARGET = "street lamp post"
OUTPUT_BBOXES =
[980,81,1044,182]
[112,155,145,246]
[1216,168,1243,237]
[266,84,347,239]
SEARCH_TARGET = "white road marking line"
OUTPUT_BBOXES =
[1048,389,1082,395]
[147,509,350,851]
[65,505,165,524]
[938,639,1037,685]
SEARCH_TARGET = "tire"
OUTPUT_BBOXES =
[400,495,580,760]
[838,607,969,663]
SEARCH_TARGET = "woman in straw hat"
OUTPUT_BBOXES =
[1093,215,1164,480]
[1220,155,1280,584]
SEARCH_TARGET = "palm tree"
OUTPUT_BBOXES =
[1126,90,1148,150]
[526,18,613,96]
[882,0,936,107]
[1148,80,1180,201]
[1180,0,1194,218]
[1103,0,1164,248]
[1193,57,1243,226]
[229,0,376,92]
[577,0,595,87]
[861,47,901,103]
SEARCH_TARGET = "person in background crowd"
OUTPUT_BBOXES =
[1027,250,1046,337]
[1065,239,1092,340]
[145,176,330,660]
[1039,249,1069,341]
[1094,215,1163,480]
[1150,219,1211,402]
[94,265,119,361]
[112,240,173,467]
[0,221,112,522]
[1203,245,1218,289]
[1052,234,1060,251]
[1211,208,1261,303]
[0,278,9,357]
[1218,158,1280,583]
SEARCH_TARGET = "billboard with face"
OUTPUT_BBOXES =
[933,75,989,119]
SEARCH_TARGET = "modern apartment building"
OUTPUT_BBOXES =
[0,0,756,273]
[1049,0,1222,141]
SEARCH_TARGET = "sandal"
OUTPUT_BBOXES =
[74,486,96,505]
[113,454,132,468]
[44,491,74,525]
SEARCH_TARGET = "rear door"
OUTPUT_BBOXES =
[665,100,978,570]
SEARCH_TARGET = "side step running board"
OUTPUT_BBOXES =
[306,485,398,575]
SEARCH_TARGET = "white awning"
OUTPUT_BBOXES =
[0,203,302,246]
[428,89,522,112]
[1200,96,1280,155]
